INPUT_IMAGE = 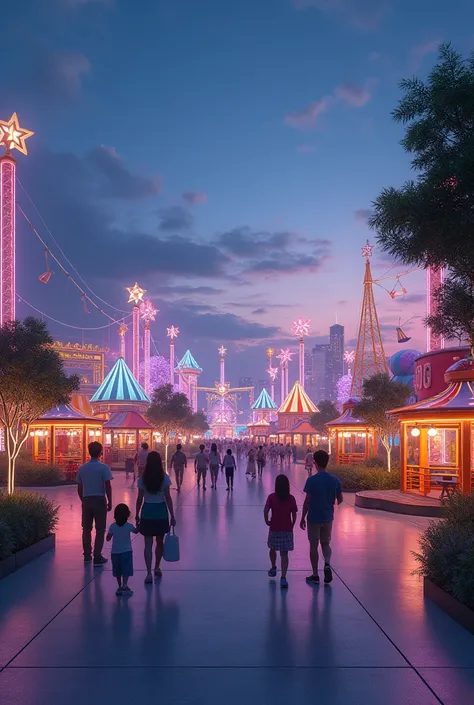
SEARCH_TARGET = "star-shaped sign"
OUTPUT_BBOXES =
[267,366,278,381]
[277,348,293,364]
[126,282,146,304]
[167,325,179,339]
[118,323,128,336]
[0,113,34,156]
[292,318,311,337]
[343,350,355,364]
[361,240,373,259]
[266,347,275,359]
[140,299,158,322]
[218,346,227,356]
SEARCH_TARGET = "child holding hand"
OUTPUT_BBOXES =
[106,503,138,596]
[264,474,298,589]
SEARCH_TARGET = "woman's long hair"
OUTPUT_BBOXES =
[211,442,217,453]
[275,473,290,501]
[142,451,165,494]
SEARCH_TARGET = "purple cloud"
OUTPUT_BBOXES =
[158,206,194,231]
[284,97,332,129]
[354,208,373,222]
[86,145,161,199]
[290,0,390,30]
[335,82,372,107]
[411,39,441,69]
[182,191,208,205]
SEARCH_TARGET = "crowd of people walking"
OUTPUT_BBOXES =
[76,439,342,595]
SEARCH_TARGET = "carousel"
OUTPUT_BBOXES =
[277,381,319,445]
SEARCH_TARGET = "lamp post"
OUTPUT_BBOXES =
[292,318,311,388]
[140,299,158,395]
[126,282,146,379]
[167,325,179,387]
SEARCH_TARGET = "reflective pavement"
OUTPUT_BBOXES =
[1,461,473,704]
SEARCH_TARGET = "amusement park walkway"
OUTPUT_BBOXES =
[1,463,473,705]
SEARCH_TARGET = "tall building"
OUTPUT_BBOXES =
[306,344,328,403]
[239,377,253,388]
[325,324,344,400]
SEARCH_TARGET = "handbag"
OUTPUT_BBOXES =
[163,527,180,562]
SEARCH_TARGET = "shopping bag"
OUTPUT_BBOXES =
[163,527,180,562]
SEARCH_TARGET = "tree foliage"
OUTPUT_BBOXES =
[353,374,411,472]
[0,318,79,493]
[145,384,195,464]
[369,44,474,348]
[310,400,339,433]
[188,411,210,435]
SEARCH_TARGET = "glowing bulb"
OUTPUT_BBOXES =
[95,430,101,437]
[89,430,95,437]
[411,427,420,437]
[428,427,438,437]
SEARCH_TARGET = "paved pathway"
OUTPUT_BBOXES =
[1,462,473,704]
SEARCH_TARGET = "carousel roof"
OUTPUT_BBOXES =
[38,404,99,423]
[90,357,150,405]
[288,420,318,434]
[278,381,319,415]
[248,418,272,427]
[390,358,474,415]
[251,387,277,410]
[326,398,368,428]
[175,349,202,372]
[104,411,153,430]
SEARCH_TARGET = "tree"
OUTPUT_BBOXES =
[426,277,474,355]
[310,400,339,434]
[353,374,412,473]
[369,44,474,346]
[0,318,79,494]
[187,411,210,437]
[146,384,193,466]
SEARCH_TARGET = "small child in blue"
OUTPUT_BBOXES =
[106,503,138,596]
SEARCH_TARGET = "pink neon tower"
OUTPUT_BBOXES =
[140,299,157,395]
[426,267,444,352]
[118,322,128,359]
[292,318,311,387]
[0,114,34,325]
[126,282,146,379]
[167,325,179,387]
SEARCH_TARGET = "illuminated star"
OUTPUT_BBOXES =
[361,240,373,259]
[167,325,179,339]
[292,318,311,337]
[218,346,227,356]
[266,347,275,360]
[140,299,158,322]
[277,348,293,365]
[118,323,128,336]
[267,366,278,381]
[0,113,34,156]
[343,350,355,364]
[126,282,146,304]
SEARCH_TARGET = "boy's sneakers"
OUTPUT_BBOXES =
[116,587,123,596]
[144,574,153,584]
[280,578,289,589]
[324,563,333,584]
[84,555,92,563]
[93,555,108,566]
[305,574,320,585]
[121,587,133,596]
[268,567,277,578]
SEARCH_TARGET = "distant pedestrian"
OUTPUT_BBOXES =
[106,503,138,596]
[278,444,285,466]
[292,444,297,463]
[76,441,113,566]
[209,443,221,489]
[300,450,343,585]
[194,444,209,490]
[246,446,256,477]
[134,442,150,484]
[256,445,266,478]
[170,443,187,492]
[264,474,298,589]
[136,451,176,583]
[304,448,314,476]
[223,448,236,491]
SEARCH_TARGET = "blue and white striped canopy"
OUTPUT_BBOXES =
[175,349,202,372]
[90,357,150,404]
[251,387,277,410]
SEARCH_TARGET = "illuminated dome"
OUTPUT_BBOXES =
[445,357,474,383]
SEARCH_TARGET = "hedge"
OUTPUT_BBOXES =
[0,454,64,487]
[0,492,59,559]
[328,464,400,491]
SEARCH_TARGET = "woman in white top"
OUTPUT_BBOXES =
[304,448,314,476]
[136,451,176,583]
[209,442,221,490]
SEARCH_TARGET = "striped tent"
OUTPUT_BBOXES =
[278,381,318,415]
[251,387,277,411]
[90,357,150,405]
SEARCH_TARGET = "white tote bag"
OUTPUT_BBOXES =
[163,527,180,562]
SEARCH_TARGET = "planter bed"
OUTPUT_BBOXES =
[424,577,474,636]
[0,534,55,580]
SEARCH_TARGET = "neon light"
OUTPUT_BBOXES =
[126,282,146,304]
[132,304,140,380]
[167,326,179,387]
[0,113,34,156]
[0,156,15,325]
[118,322,128,359]
[292,318,311,387]
[140,299,158,395]
[426,266,444,352]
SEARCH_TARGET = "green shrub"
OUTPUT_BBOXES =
[0,492,59,556]
[414,493,474,610]
[328,464,400,491]
[0,453,64,487]
[0,519,15,560]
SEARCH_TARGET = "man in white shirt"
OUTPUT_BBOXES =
[76,442,113,565]
[169,443,187,492]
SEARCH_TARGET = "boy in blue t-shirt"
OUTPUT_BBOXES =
[300,450,343,585]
